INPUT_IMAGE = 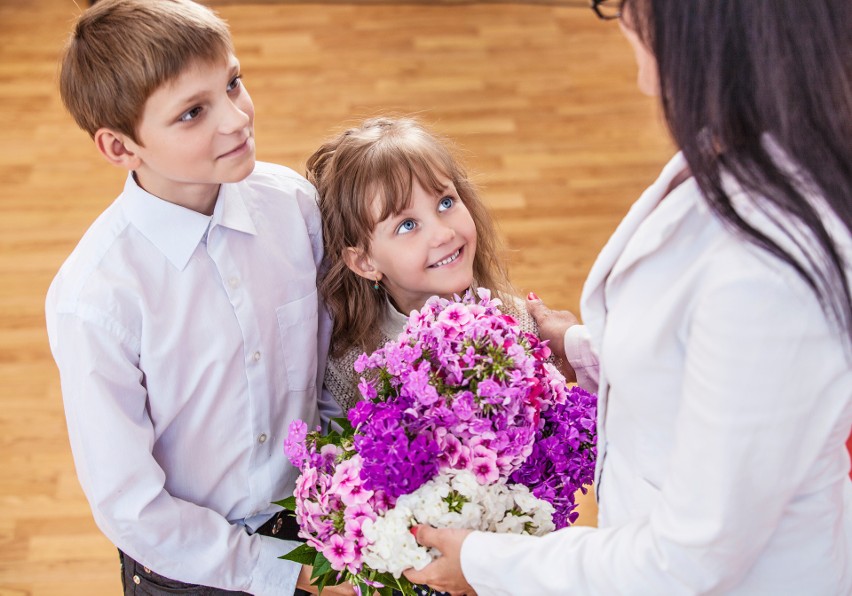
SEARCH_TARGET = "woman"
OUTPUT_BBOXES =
[404,0,852,594]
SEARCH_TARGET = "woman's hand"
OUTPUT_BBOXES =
[403,526,477,596]
[526,292,580,382]
[297,564,357,595]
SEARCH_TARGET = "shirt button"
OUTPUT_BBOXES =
[143,567,151,574]
[228,277,240,288]
[252,351,261,362]
[133,575,141,585]
[258,433,267,444]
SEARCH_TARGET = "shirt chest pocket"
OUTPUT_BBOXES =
[276,289,319,391]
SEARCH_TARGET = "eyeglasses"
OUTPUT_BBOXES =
[590,0,623,21]
[563,0,623,21]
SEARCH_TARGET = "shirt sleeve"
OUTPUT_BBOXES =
[48,306,302,594]
[462,263,849,594]
[564,324,600,393]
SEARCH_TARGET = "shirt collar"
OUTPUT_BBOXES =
[211,180,258,236]
[121,174,257,270]
[381,296,411,339]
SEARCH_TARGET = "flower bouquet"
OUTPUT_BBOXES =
[279,290,596,595]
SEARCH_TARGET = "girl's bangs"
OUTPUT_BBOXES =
[367,140,454,225]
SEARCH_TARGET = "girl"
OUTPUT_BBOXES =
[306,116,546,414]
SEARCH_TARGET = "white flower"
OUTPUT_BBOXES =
[494,513,532,534]
[361,469,556,578]
[450,469,484,500]
[511,485,539,512]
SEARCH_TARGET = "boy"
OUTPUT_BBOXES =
[46,1,344,593]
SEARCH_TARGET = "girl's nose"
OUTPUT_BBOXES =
[431,223,456,247]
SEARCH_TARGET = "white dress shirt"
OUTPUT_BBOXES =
[462,152,852,594]
[46,163,342,595]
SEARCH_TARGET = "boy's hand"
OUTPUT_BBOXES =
[297,564,357,595]
[526,292,579,382]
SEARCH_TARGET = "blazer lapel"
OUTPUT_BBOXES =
[580,152,690,339]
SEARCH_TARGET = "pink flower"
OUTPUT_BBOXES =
[331,456,374,506]
[437,432,463,468]
[345,516,371,548]
[294,466,318,500]
[344,502,377,523]
[322,534,357,571]
[471,448,499,484]
[357,378,377,400]
[455,445,472,470]
[284,419,309,467]
[340,481,374,507]
[437,303,473,330]
[319,444,339,470]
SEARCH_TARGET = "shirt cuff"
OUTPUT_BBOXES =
[564,324,600,392]
[247,535,302,596]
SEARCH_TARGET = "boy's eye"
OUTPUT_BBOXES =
[438,196,455,211]
[396,219,417,235]
[179,106,203,122]
[227,75,243,92]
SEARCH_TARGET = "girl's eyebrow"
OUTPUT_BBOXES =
[374,210,408,233]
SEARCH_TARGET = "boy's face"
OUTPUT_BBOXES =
[125,54,255,213]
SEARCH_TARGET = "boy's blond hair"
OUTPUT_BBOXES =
[60,0,233,142]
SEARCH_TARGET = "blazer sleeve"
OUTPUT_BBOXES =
[461,256,850,595]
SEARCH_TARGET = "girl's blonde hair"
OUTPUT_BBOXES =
[307,117,512,358]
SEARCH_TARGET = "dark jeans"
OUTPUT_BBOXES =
[118,510,309,595]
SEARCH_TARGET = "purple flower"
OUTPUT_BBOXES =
[510,385,597,529]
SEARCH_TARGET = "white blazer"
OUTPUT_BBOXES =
[461,152,852,595]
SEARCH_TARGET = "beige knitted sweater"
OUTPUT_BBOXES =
[324,295,546,414]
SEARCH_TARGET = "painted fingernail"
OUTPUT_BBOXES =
[410,526,419,537]
[527,292,539,301]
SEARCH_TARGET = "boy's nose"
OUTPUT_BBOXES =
[221,100,251,134]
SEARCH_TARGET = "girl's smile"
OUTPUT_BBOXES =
[429,246,463,268]
[361,174,478,314]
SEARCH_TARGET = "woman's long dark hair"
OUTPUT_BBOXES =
[627,0,852,345]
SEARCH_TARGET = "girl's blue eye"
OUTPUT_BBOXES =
[179,106,203,122]
[396,219,417,235]
[438,196,455,211]
[227,75,242,92]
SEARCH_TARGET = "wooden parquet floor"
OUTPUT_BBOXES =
[0,1,673,593]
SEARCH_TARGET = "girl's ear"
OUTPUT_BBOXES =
[343,247,379,280]
[94,128,142,171]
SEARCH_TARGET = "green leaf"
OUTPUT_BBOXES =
[273,495,297,511]
[316,572,331,593]
[311,553,333,579]
[278,543,317,565]
[372,571,398,586]
[330,416,353,433]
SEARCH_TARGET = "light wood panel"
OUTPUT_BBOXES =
[0,1,673,593]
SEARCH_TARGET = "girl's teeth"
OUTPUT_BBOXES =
[433,249,460,268]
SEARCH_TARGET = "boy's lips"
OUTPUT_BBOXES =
[218,137,252,159]
[429,246,463,268]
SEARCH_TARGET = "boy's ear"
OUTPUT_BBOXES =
[93,128,142,171]
[342,247,379,281]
